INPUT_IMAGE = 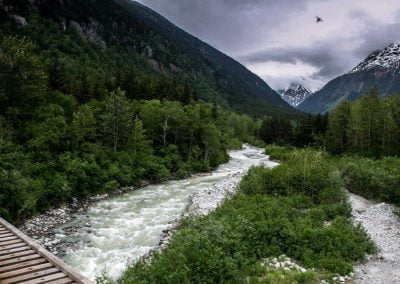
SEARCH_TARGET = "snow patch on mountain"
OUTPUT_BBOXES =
[350,42,400,74]
[277,83,312,107]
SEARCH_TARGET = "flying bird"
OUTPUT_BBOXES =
[316,16,323,23]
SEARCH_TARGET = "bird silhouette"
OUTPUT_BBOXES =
[316,16,323,23]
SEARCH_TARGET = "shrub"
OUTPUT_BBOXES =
[340,156,400,205]
[241,149,344,205]
[122,149,374,283]
[264,145,295,161]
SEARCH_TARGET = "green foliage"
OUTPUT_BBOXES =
[0,35,47,122]
[0,51,260,223]
[248,268,320,284]
[0,18,264,222]
[101,88,133,151]
[259,114,328,148]
[264,145,295,161]
[122,149,374,283]
[325,89,400,157]
[339,156,400,205]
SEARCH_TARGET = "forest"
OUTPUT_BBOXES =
[261,88,400,158]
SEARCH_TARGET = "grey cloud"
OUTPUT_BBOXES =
[240,43,351,80]
[136,0,311,54]
[351,11,400,58]
[135,0,400,89]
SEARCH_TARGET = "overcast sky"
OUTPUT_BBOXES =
[135,0,400,91]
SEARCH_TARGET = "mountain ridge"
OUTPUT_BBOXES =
[11,0,297,117]
[277,83,312,107]
[113,0,295,116]
[299,42,400,113]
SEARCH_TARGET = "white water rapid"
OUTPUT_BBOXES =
[55,145,278,280]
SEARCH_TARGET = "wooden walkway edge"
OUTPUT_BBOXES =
[0,217,91,284]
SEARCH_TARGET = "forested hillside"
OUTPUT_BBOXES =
[3,0,297,117]
[0,0,275,222]
[113,0,294,116]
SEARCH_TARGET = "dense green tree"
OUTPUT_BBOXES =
[0,36,46,122]
[71,104,97,147]
[325,100,351,153]
[128,116,150,157]
[323,90,400,156]
[101,88,132,151]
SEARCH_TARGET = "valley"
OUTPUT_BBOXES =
[1,0,400,283]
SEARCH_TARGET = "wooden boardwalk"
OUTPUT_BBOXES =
[0,217,90,284]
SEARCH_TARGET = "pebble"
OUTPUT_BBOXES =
[349,193,400,283]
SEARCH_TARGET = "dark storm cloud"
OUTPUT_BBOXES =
[240,43,349,79]
[240,7,400,83]
[350,9,400,57]
[136,0,311,54]
[135,0,400,89]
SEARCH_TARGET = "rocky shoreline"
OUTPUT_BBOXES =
[142,171,246,261]
[20,146,277,278]
[20,184,149,255]
[349,193,400,283]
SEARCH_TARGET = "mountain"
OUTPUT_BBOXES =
[2,0,296,117]
[277,83,312,107]
[299,42,400,114]
[113,0,298,117]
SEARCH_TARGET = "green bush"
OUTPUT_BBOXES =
[122,149,374,283]
[242,149,343,204]
[340,156,400,205]
[264,145,295,161]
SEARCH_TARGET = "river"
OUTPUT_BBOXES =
[54,145,278,281]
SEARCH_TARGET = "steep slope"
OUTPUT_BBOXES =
[299,42,400,114]
[113,0,294,115]
[9,0,295,117]
[277,83,312,107]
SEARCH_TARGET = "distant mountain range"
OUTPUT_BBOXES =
[277,83,312,107]
[299,42,400,113]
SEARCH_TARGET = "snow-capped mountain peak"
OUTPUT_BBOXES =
[350,42,400,74]
[278,83,312,107]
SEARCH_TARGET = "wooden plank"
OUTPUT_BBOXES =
[0,263,53,279]
[46,277,74,284]
[2,267,60,283]
[0,258,46,273]
[18,272,67,284]
[0,249,36,261]
[0,253,41,266]
[0,217,90,283]
[0,239,23,246]
[0,246,30,256]
[0,236,18,241]
[0,242,27,252]
[0,233,13,238]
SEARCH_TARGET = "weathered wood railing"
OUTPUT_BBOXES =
[0,217,91,284]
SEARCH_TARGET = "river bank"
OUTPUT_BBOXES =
[349,193,400,283]
[19,185,143,255]
[20,145,276,281]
